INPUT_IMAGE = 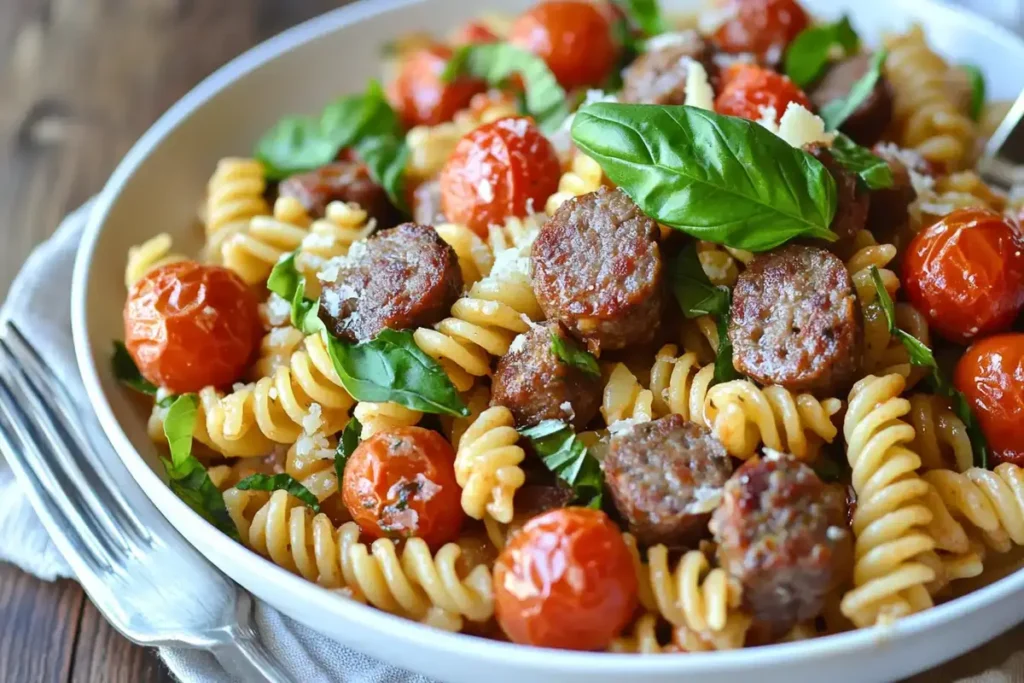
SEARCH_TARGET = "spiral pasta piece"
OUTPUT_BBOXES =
[227,490,493,629]
[863,299,931,387]
[846,230,899,305]
[413,251,543,391]
[434,222,494,288]
[649,344,714,425]
[545,153,604,215]
[840,374,938,627]
[124,233,188,287]
[486,212,546,255]
[295,201,376,297]
[922,464,1024,554]
[703,381,842,461]
[602,363,654,427]
[696,242,753,288]
[219,196,311,284]
[445,384,491,451]
[204,157,270,241]
[252,325,306,379]
[353,401,423,439]
[885,27,977,169]
[608,614,672,654]
[454,407,526,524]
[907,394,972,473]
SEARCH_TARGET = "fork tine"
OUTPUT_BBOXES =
[0,356,135,572]
[2,325,152,545]
[0,388,114,575]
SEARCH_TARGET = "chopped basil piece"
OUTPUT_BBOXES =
[235,473,321,512]
[829,133,895,190]
[519,420,603,508]
[612,0,666,38]
[784,16,860,88]
[335,417,363,482]
[820,49,888,131]
[550,332,601,377]
[961,64,986,121]
[111,341,158,396]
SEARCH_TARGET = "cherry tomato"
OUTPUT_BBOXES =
[955,334,1024,467]
[508,0,620,90]
[388,45,487,128]
[903,207,1024,344]
[439,116,561,236]
[124,262,260,393]
[453,20,500,46]
[715,63,811,121]
[493,507,638,650]
[342,426,464,548]
[712,0,810,62]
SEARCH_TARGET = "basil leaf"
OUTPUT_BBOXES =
[519,420,603,507]
[820,49,888,131]
[961,64,986,121]
[867,267,989,468]
[713,314,740,384]
[668,244,730,318]
[111,341,158,396]
[335,417,363,482]
[784,16,860,88]
[235,473,321,512]
[829,133,894,190]
[161,395,238,539]
[255,116,337,182]
[354,133,409,213]
[613,0,666,37]
[325,329,469,417]
[267,251,325,336]
[572,103,838,251]
[443,43,570,134]
[550,332,600,377]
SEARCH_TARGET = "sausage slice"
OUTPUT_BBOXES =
[532,188,664,352]
[491,322,602,430]
[710,454,851,635]
[804,142,869,249]
[869,144,922,246]
[621,32,712,105]
[809,53,894,147]
[603,415,733,548]
[318,223,462,341]
[279,161,402,227]
[729,245,861,393]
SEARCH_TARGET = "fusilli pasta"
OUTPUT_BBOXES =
[204,157,270,244]
[353,401,423,439]
[124,233,187,287]
[545,152,604,215]
[602,363,654,427]
[295,201,376,297]
[908,394,972,473]
[648,344,714,424]
[454,406,526,524]
[221,196,311,285]
[923,464,1024,554]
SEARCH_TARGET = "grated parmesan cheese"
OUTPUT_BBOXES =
[683,59,715,111]
[263,294,292,326]
[321,287,343,317]
[508,332,529,354]
[645,30,702,53]
[760,103,835,148]
[301,403,323,435]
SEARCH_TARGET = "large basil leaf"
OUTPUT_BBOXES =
[161,395,238,539]
[235,473,321,512]
[355,134,409,212]
[550,333,600,377]
[868,267,989,468]
[820,50,888,131]
[519,420,603,508]
[111,341,158,396]
[830,133,894,190]
[961,64,986,121]
[443,43,570,134]
[613,0,666,37]
[254,117,338,182]
[571,103,838,251]
[325,329,469,417]
[784,16,860,88]
[712,315,740,384]
[335,417,363,483]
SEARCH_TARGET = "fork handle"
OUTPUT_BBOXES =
[211,628,294,683]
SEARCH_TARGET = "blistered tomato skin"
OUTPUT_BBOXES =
[712,0,810,63]
[123,261,260,393]
[439,116,561,237]
[509,0,620,90]
[342,426,464,549]
[715,63,812,121]
[493,508,638,651]
[388,45,486,128]
[903,208,1024,343]
[954,334,1024,467]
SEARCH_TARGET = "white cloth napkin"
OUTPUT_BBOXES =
[0,202,430,683]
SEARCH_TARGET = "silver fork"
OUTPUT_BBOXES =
[0,322,292,682]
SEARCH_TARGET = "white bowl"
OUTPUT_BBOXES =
[72,1,1024,681]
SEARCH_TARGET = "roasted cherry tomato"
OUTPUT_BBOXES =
[388,45,487,128]
[342,426,464,548]
[903,207,1024,343]
[453,20,500,46]
[715,63,812,121]
[955,333,1024,467]
[712,0,810,63]
[439,116,561,236]
[124,261,259,393]
[509,0,620,90]
[493,507,638,650]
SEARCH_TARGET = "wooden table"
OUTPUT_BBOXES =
[0,0,1021,681]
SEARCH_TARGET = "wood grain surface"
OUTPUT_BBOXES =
[0,0,1021,682]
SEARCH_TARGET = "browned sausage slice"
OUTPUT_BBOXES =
[531,188,664,352]
[491,322,602,430]
[729,245,861,393]
[809,53,894,147]
[603,415,733,548]
[318,223,462,342]
[279,161,402,227]
[868,143,923,247]
[710,454,851,635]
[804,142,869,250]
[621,32,712,105]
